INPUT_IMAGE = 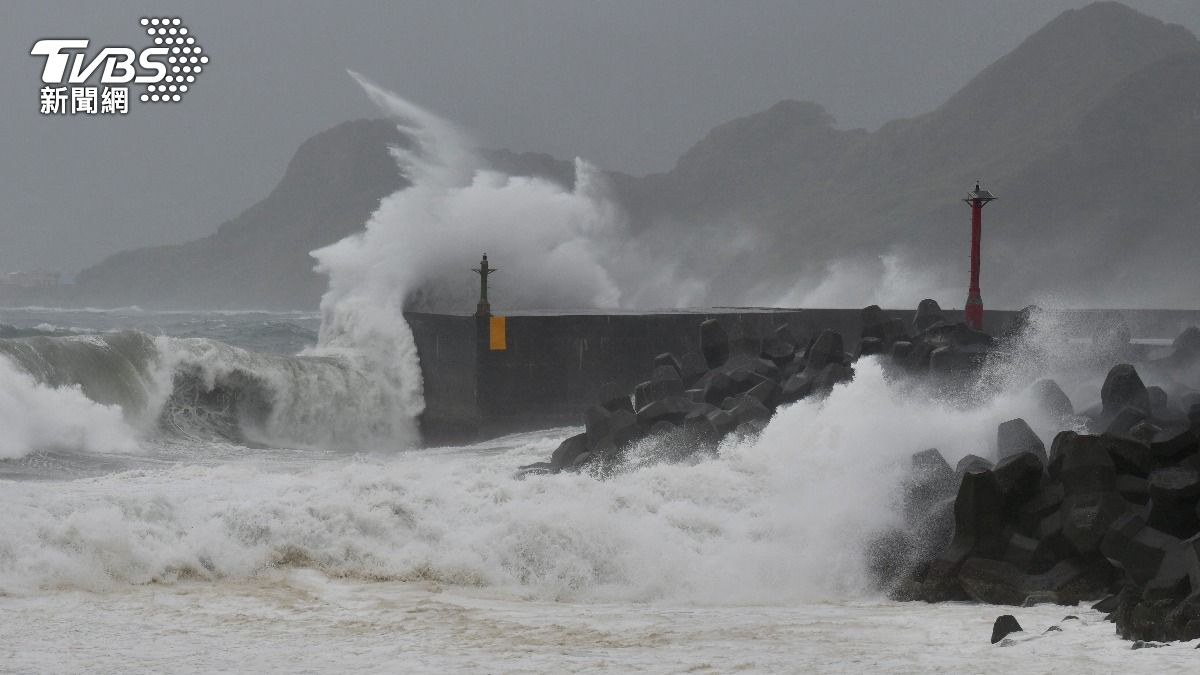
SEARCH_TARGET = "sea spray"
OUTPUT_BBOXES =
[0,358,1062,600]
[308,73,641,445]
[0,354,140,459]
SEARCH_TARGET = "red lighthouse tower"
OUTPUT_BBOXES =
[963,182,997,331]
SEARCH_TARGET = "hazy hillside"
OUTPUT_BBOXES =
[71,1,1200,310]
[75,119,410,309]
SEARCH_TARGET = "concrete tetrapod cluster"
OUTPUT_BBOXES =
[518,299,1200,644]
[889,356,1200,643]
[519,299,994,477]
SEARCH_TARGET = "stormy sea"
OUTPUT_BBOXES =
[0,306,1194,674]
[2,78,1198,672]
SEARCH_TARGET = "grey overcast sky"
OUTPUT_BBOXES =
[2,1,1198,274]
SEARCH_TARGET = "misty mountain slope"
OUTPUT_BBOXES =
[75,119,411,309]
[616,1,1200,307]
[71,1,1200,310]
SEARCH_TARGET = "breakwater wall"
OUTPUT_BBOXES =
[406,307,1200,443]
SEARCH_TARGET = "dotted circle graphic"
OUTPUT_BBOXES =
[140,17,208,104]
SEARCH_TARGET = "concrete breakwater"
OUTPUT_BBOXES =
[408,307,1200,443]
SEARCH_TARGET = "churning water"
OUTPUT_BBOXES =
[2,79,1195,671]
[0,308,1195,672]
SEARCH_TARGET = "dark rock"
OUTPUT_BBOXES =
[962,557,1114,606]
[990,615,1023,644]
[779,371,814,404]
[1022,591,1059,607]
[636,396,691,427]
[1101,514,1182,587]
[1147,386,1168,409]
[773,324,799,348]
[904,343,939,372]
[862,305,909,348]
[727,367,770,394]
[1018,483,1065,530]
[597,381,634,413]
[570,451,595,469]
[1172,326,1200,361]
[921,322,994,351]
[1031,378,1074,419]
[585,405,612,447]
[891,341,913,362]
[678,353,709,388]
[1130,421,1162,442]
[1100,434,1155,478]
[727,395,773,426]
[861,304,884,333]
[993,452,1044,505]
[634,377,685,410]
[1117,474,1150,505]
[720,353,780,380]
[700,319,730,368]
[1148,466,1200,502]
[1047,430,1078,480]
[550,433,589,471]
[651,364,682,383]
[1058,435,1118,495]
[929,346,979,375]
[1003,532,1042,573]
[914,299,946,334]
[812,362,854,394]
[1101,364,1150,419]
[931,469,1004,576]
[856,337,884,359]
[761,337,796,366]
[608,409,641,447]
[1092,594,1120,613]
[1130,640,1164,649]
[1105,406,1149,435]
[653,353,683,377]
[956,454,994,479]
[1147,467,1200,537]
[807,330,845,369]
[1151,427,1198,462]
[1061,491,1128,555]
[1043,624,1062,632]
[745,379,780,408]
[700,372,738,406]
[704,408,737,437]
[997,418,1047,466]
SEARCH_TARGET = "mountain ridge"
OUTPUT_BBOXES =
[67,1,1200,310]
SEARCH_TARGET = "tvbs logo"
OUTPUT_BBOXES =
[31,17,208,115]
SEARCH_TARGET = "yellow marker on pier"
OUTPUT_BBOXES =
[489,315,506,350]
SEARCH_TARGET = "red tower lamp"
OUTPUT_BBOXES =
[963,182,997,331]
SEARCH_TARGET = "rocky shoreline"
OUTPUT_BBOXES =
[520,300,1200,644]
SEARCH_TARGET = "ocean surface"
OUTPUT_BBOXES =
[0,307,1196,674]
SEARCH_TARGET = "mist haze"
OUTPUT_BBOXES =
[4,1,1200,311]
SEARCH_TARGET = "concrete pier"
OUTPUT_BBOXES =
[407,307,1200,443]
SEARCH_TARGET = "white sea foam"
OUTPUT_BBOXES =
[0,355,140,459]
[0,360,1063,599]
